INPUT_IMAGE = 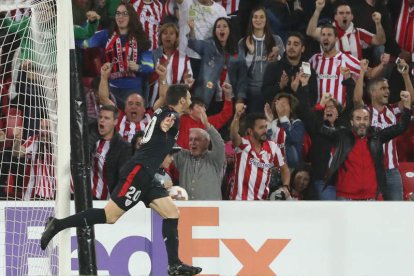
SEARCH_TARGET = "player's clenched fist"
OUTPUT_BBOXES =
[160,114,176,132]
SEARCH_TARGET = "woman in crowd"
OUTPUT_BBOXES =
[150,23,193,107]
[270,163,313,200]
[264,93,304,169]
[76,2,153,109]
[188,17,247,114]
[238,6,285,113]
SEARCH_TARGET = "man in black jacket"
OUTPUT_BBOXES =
[89,105,131,199]
[322,91,412,200]
[262,32,318,106]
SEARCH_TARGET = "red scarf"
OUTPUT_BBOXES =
[105,33,138,76]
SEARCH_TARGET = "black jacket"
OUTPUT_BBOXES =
[296,78,355,181]
[262,54,318,105]
[322,107,412,197]
[89,120,131,194]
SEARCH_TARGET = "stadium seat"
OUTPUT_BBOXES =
[82,48,104,77]
[399,162,414,200]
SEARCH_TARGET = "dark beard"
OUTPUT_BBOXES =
[253,132,267,143]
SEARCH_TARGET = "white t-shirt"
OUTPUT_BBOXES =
[178,0,227,59]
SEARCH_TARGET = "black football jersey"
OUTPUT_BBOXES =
[123,106,180,176]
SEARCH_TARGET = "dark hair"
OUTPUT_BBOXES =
[326,98,343,114]
[291,163,312,184]
[166,84,188,106]
[189,96,205,109]
[245,113,267,131]
[367,77,387,94]
[131,130,145,154]
[272,93,299,119]
[290,163,312,194]
[111,2,151,51]
[158,23,179,49]
[320,23,338,37]
[286,32,305,46]
[351,104,371,119]
[334,1,352,14]
[212,17,237,55]
[245,7,276,55]
[100,104,119,119]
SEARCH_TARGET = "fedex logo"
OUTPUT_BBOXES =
[72,207,290,275]
[177,207,290,275]
[5,207,290,275]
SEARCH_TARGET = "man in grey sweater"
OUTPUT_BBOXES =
[173,107,225,200]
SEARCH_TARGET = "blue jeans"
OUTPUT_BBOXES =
[383,168,403,201]
[313,180,336,200]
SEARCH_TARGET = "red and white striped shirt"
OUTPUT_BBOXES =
[309,51,360,104]
[163,0,176,18]
[220,0,239,15]
[150,50,192,106]
[369,104,401,170]
[334,22,374,59]
[230,137,285,200]
[22,135,55,200]
[91,139,111,199]
[395,0,414,52]
[117,109,152,142]
[131,0,163,50]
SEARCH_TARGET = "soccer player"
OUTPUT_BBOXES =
[40,84,202,275]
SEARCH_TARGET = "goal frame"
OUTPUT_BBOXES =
[56,0,72,275]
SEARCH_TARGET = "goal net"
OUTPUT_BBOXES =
[0,0,71,275]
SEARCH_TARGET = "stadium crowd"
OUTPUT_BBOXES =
[1,0,414,201]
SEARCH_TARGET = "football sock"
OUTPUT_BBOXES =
[162,218,180,265]
[54,208,107,233]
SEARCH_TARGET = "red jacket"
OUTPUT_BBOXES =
[176,100,233,148]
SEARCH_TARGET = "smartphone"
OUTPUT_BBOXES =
[396,57,408,73]
[301,62,311,76]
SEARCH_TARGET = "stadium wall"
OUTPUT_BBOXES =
[1,201,414,276]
